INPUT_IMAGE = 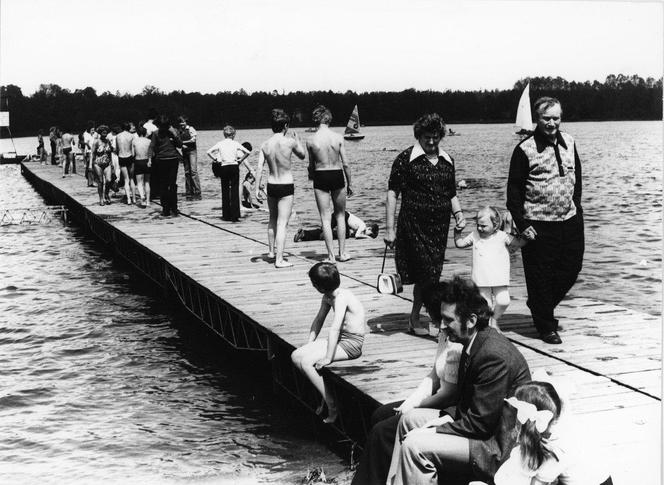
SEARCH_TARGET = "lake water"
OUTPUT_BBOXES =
[0,166,349,483]
[0,121,660,482]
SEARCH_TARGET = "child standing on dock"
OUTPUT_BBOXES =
[291,262,367,424]
[454,206,527,329]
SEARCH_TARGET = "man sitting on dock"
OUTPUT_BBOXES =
[352,276,531,485]
[255,109,306,268]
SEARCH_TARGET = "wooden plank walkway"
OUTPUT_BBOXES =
[21,163,661,484]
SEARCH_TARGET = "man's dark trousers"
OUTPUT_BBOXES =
[521,214,584,334]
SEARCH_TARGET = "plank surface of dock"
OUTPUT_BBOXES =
[20,163,661,484]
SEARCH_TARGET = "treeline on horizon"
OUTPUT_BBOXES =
[1,74,661,137]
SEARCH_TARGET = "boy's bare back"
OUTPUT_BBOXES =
[326,288,367,335]
[132,137,151,160]
[116,131,135,158]
[307,126,344,170]
[260,132,305,183]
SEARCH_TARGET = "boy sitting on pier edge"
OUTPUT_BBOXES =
[291,262,367,424]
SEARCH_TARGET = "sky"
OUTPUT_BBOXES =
[1,0,662,96]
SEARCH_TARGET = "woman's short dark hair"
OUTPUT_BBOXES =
[413,113,446,139]
[241,142,253,152]
[308,262,340,292]
[177,115,188,124]
[271,109,290,133]
[423,276,491,328]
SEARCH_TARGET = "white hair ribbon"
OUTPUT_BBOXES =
[505,397,554,433]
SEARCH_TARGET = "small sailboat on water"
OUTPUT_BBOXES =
[343,105,365,141]
[515,83,534,135]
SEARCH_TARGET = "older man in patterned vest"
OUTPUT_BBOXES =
[506,97,584,344]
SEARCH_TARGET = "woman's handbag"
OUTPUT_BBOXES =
[377,244,403,294]
[211,160,222,178]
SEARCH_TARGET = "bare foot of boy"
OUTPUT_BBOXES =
[338,253,351,262]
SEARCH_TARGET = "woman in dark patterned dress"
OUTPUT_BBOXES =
[384,113,467,335]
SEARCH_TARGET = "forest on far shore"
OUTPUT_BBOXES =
[1,74,661,137]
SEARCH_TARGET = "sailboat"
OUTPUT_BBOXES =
[343,105,365,141]
[515,83,534,135]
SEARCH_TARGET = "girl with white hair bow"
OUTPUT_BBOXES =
[487,379,614,485]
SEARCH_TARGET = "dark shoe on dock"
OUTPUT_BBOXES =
[540,331,562,344]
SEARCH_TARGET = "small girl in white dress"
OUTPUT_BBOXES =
[454,206,526,329]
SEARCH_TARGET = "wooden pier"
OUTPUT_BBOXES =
[20,163,661,484]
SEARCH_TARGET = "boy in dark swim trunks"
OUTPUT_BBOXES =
[61,128,76,177]
[116,122,137,204]
[306,105,353,263]
[255,109,306,268]
[291,262,367,423]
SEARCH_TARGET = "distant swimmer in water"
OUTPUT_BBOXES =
[306,105,353,263]
[255,109,306,268]
[291,262,367,424]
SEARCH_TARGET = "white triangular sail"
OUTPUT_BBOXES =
[515,83,533,132]
[345,105,361,135]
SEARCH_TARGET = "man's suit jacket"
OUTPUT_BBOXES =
[436,326,531,481]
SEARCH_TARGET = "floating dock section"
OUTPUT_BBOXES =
[20,163,661,484]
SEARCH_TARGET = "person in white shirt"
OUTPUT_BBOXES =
[206,125,250,222]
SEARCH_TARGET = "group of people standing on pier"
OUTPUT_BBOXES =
[38,96,599,484]
[39,113,201,216]
[287,97,604,485]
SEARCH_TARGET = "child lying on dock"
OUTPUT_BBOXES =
[291,262,367,423]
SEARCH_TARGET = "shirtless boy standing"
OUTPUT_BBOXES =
[255,109,306,268]
[306,105,353,263]
[115,122,137,204]
[61,128,76,177]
